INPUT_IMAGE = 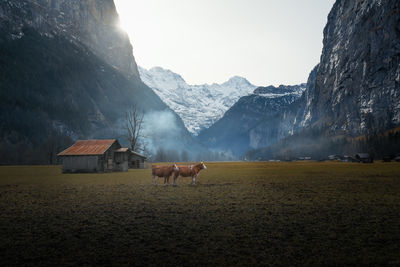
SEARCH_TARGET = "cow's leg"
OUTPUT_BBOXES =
[191,175,196,185]
[164,176,169,186]
[153,175,157,185]
[173,175,178,186]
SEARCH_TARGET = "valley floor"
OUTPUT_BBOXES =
[0,162,399,265]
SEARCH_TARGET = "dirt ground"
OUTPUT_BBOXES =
[0,162,399,266]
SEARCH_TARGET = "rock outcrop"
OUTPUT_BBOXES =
[0,0,139,78]
[304,0,400,135]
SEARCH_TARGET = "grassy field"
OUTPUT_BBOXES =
[0,162,399,265]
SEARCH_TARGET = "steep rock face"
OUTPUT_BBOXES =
[307,0,400,135]
[197,84,306,155]
[291,65,319,131]
[246,0,400,160]
[0,0,139,78]
[139,66,257,134]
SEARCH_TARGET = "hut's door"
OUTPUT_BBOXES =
[107,159,113,171]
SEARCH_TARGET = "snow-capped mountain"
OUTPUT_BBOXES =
[139,66,257,134]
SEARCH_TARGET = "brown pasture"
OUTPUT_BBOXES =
[0,161,399,265]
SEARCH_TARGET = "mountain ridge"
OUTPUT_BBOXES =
[197,83,306,155]
[139,66,257,134]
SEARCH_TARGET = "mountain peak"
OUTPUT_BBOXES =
[146,66,186,82]
[138,66,188,90]
[223,76,252,87]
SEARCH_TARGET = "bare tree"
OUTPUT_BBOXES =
[125,105,145,152]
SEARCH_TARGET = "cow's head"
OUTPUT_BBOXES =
[173,163,179,171]
[200,162,207,169]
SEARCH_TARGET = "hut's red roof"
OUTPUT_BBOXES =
[57,140,117,156]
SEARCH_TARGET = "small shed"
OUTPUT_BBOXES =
[114,148,131,172]
[355,153,373,163]
[57,139,126,173]
[129,150,147,169]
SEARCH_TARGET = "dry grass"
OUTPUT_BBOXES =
[0,162,399,265]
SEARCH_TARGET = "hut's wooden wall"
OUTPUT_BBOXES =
[61,156,100,173]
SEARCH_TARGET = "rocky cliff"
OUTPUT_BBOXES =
[246,0,400,160]
[304,0,400,135]
[0,0,139,78]
[290,65,319,132]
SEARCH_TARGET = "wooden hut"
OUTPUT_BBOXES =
[57,139,129,173]
[355,153,373,163]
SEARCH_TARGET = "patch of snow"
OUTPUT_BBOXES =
[258,92,303,98]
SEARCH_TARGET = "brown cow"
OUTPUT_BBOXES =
[152,164,179,185]
[173,162,207,186]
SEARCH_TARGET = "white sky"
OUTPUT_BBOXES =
[114,0,335,86]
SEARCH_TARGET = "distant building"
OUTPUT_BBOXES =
[57,139,146,173]
[297,156,312,161]
[328,155,342,161]
[382,155,393,162]
[355,153,373,163]
[343,155,357,162]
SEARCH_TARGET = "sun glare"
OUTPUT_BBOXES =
[117,19,127,32]
[114,1,133,33]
